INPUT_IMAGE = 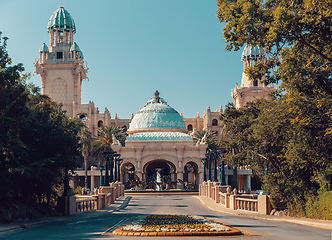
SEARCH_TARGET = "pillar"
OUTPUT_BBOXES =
[91,175,95,191]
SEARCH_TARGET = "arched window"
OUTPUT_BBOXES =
[98,120,103,127]
[187,124,193,131]
[77,114,87,121]
[212,119,218,126]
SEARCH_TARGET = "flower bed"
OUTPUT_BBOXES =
[112,214,242,237]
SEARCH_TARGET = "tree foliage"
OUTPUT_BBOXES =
[92,125,126,163]
[217,0,332,217]
[192,129,218,151]
[0,33,83,221]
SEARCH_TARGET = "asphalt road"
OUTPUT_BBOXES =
[1,195,331,240]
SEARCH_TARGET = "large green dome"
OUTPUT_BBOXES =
[128,91,187,134]
[47,6,76,33]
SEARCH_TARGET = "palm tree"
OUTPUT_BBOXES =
[78,126,93,191]
[92,125,126,184]
[92,125,126,155]
[192,129,218,150]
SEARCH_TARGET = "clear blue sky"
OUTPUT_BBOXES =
[0,0,244,119]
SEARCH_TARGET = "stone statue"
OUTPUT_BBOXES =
[112,134,121,145]
[201,133,208,144]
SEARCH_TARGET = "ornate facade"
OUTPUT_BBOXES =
[34,7,274,192]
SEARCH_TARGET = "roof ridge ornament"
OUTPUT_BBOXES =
[144,90,168,107]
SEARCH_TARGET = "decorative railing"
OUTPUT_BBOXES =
[199,181,271,215]
[219,192,226,206]
[76,197,97,213]
[235,197,258,212]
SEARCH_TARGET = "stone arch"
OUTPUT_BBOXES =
[212,119,218,126]
[183,161,199,189]
[121,161,136,188]
[142,159,177,187]
[52,78,67,103]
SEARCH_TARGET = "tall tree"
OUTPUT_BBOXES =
[217,0,332,217]
[0,33,84,222]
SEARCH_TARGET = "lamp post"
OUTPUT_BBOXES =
[102,149,116,186]
[205,149,221,182]
[112,153,120,182]
[99,165,104,187]
[116,158,123,182]
[220,159,226,185]
[204,152,212,181]
[213,150,221,182]
[200,157,208,182]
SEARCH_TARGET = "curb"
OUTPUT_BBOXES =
[196,196,332,230]
[0,196,131,235]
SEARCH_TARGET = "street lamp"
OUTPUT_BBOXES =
[204,152,212,181]
[112,153,120,182]
[102,149,116,186]
[200,157,208,182]
[115,157,123,182]
[99,165,104,187]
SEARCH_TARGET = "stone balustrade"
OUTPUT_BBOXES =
[76,197,97,212]
[199,181,272,215]
[58,182,125,215]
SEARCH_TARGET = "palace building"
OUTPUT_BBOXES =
[34,7,274,192]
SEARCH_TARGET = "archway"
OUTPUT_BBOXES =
[122,163,136,189]
[183,161,199,190]
[143,160,177,189]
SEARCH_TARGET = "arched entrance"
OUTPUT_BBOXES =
[122,163,136,188]
[143,160,177,190]
[183,162,199,190]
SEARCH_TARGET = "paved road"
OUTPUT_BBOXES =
[1,194,331,240]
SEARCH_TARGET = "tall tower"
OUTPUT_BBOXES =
[231,45,275,109]
[34,6,88,117]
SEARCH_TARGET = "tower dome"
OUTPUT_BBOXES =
[39,43,49,53]
[47,6,76,33]
[242,45,263,61]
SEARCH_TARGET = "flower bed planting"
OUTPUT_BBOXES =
[112,214,242,237]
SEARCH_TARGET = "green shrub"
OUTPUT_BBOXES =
[305,190,332,220]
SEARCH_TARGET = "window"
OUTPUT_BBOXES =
[212,119,218,126]
[187,124,193,131]
[56,52,63,59]
[98,120,103,127]
[253,80,258,86]
[78,114,87,121]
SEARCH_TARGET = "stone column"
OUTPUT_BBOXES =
[91,175,95,191]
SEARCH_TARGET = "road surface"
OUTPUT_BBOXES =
[0,194,330,239]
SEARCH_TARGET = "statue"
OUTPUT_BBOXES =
[112,134,121,145]
[201,133,208,144]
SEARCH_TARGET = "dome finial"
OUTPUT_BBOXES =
[154,90,160,102]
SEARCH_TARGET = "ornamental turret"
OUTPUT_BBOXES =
[240,45,265,88]
[34,6,88,117]
[231,44,275,109]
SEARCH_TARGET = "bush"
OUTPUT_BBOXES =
[305,190,332,220]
